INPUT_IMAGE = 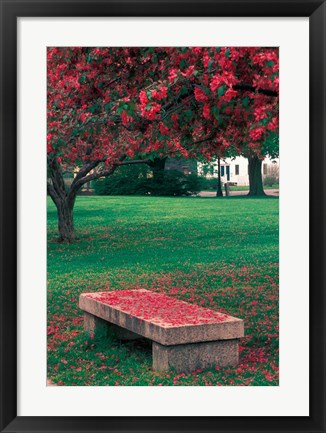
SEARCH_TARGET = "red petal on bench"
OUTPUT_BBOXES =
[83,289,231,327]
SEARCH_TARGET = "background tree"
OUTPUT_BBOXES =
[48,47,279,241]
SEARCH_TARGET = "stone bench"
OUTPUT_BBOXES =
[79,289,244,373]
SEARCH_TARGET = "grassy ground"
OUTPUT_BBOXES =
[47,195,279,386]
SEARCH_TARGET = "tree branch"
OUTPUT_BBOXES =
[71,160,101,186]
[159,81,278,122]
[71,167,117,189]
[117,159,151,166]
[233,83,278,97]
[47,180,60,206]
[47,157,66,200]
[193,130,217,145]
[68,158,151,193]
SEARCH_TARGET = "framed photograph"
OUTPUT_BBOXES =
[0,1,325,432]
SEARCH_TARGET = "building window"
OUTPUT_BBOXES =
[263,163,268,175]
[220,166,225,177]
[226,165,230,181]
[235,165,239,175]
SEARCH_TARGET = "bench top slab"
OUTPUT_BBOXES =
[79,289,244,345]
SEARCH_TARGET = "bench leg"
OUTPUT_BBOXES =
[83,312,109,335]
[83,312,141,340]
[152,339,239,373]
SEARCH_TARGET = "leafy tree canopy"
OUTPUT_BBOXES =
[48,46,279,171]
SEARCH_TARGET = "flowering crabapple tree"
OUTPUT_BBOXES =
[47,47,278,242]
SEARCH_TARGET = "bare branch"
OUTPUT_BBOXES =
[71,167,116,190]
[47,180,60,206]
[193,130,217,145]
[71,160,101,187]
[69,157,153,194]
[233,83,278,97]
[117,159,151,166]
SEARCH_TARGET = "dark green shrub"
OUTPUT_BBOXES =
[147,171,201,196]
[198,176,218,191]
[94,165,201,196]
[263,175,278,187]
[94,164,150,196]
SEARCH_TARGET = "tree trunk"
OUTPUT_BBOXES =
[56,196,76,242]
[247,155,266,196]
[47,157,79,242]
[216,156,223,197]
[149,157,167,180]
[47,157,151,242]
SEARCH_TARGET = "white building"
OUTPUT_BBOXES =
[198,156,279,186]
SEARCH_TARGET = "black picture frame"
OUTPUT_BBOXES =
[0,1,325,432]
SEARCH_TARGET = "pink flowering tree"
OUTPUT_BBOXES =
[47,47,278,242]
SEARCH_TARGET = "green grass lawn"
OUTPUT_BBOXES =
[47,195,279,386]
